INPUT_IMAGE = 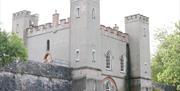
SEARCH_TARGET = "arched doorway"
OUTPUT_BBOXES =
[103,77,118,91]
[43,53,53,63]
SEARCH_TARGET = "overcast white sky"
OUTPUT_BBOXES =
[0,0,180,54]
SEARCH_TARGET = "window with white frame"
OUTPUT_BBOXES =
[75,49,80,62]
[76,8,80,18]
[120,55,125,72]
[105,50,112,70]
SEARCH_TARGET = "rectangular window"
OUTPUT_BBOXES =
[76,8,80,18]
[47,40,50,51]
[120,59,124,71]
[120,55,125,72]
[92,49,96,62]
[75,49,80,62]
[92,8,95,19]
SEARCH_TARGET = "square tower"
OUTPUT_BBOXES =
[125,14,152,91]
[70,0,103,91]
[12,10,31,40]
[12,10,38,44]
[70,0,101,69]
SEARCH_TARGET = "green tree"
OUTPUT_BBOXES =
[0,31,27,67]
[152,21,180,90]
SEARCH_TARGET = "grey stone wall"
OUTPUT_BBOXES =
[152,83,176,91]
[72,77,103,91]
[0,61,72,91]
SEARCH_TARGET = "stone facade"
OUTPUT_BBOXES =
[11,0,152,91]
[0,61,72,91]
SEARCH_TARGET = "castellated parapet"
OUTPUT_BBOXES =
[100,25,128,42]
[13,10,31,19]
[125,14,149,24]
[26,18,70,37]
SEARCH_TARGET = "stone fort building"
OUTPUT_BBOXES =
[12,0,152,91]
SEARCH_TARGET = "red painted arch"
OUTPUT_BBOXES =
[102,76,118,91]
[43,53,52,63]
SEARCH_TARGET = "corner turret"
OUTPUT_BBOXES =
[125,14,152,91]
[12,10,39,44]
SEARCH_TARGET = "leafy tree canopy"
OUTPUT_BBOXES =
[152,21,180,90]
[0,30,27,67]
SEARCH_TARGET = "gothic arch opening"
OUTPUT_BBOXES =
[43,53,53,63]
[105,50,112,70]
[102,77,118,91]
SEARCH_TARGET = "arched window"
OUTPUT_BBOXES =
[92,49,96,62]
[92,8,95,19]
[120,55,126,72]
[43,53,52,63]
[103,77,117,91]
[105,50,111,70]
[75,49,80,62]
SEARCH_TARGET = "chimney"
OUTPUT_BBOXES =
[113,24,119,31]
[52,10,59,27]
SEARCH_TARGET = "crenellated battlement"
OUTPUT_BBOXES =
[13,10,31,19]
[26,18,70,37]
[125,14,149,24]
[100,25,128,42]
[30,14,39,18]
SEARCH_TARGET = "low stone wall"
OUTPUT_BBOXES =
[0,61,72,91]
[152,83,176,91]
